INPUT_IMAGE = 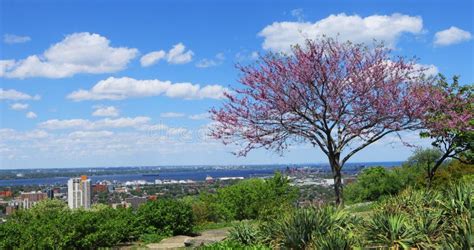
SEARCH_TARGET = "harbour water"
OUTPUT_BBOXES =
[0,161,403,186]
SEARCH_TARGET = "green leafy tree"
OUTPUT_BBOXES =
[137,198,195,236]
[405,148,443,187]
[345,167,403,203]
[214,172,298,221]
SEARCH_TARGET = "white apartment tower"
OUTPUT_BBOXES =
[67,175,91,209]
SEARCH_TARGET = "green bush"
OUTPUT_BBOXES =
[312,230,356,250]
[216,178,290,220]
[366,212,417,248]
[345,166,403,203]
[137,198,195,236]
[194,172,298,223]
[191,193,234,223]
[228,221,261,245]
[0,200,137,249]
[365,182,473,249]
[439,182,473,249]
[346,152,474,205]
[261,206,359,249]
[237,182,472,249]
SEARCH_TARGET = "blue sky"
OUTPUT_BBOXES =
[1,0,473,169]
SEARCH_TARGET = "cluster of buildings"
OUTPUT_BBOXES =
[285,167,357,187]
[1,176,92,215]
[123,176,244,186]
[1,174,252,217]
[1,175,172,216]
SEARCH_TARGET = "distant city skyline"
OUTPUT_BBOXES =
[1,0,473,168]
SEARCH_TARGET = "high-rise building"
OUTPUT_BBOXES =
[67,175,91,209]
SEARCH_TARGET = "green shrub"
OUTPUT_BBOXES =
[261,206,359,249]
[192,193,234,223]
[366,212,417,248]
[366,181,473,249]
[228,221,261,245]
[345,166,403,203]
[0,200,138,249]
[195,172,298,223]
[137,198,195,236]
[439,182,473,249]
[312,230,355,250]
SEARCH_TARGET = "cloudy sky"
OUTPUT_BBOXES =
[1,0,473,169]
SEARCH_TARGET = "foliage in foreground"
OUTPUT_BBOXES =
[225,182,473,249]
[0,198,194,249]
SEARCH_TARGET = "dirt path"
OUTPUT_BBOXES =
[147,228,230,249]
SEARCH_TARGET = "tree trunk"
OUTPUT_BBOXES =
[426,164,432,189]
[426,170,433,189]
[427,153,449,189]
[333,170,343,207]
[328,154,344,207]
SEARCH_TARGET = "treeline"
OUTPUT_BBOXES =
[0,173,297,249]
[345,148,474,204]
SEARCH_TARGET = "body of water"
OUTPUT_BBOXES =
[0,169,279,187]
[0,161,403,187]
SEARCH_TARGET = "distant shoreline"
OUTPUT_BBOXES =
[0,161,404,187]
[0,161,404,171]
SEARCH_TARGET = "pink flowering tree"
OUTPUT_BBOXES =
[210,38,431,205]
[420,75,473,188]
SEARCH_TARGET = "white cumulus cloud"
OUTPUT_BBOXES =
[140,50,166,67]
[39,116,151,130]
[0,88,40,101]
[434,26,472,46]
[92,106,120,117]
[259,13,423,52]
[167,43,194,64]
[67,76,228,101]
[1,32,138,78]
[140,43,194,66]
[10,103,29,110]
